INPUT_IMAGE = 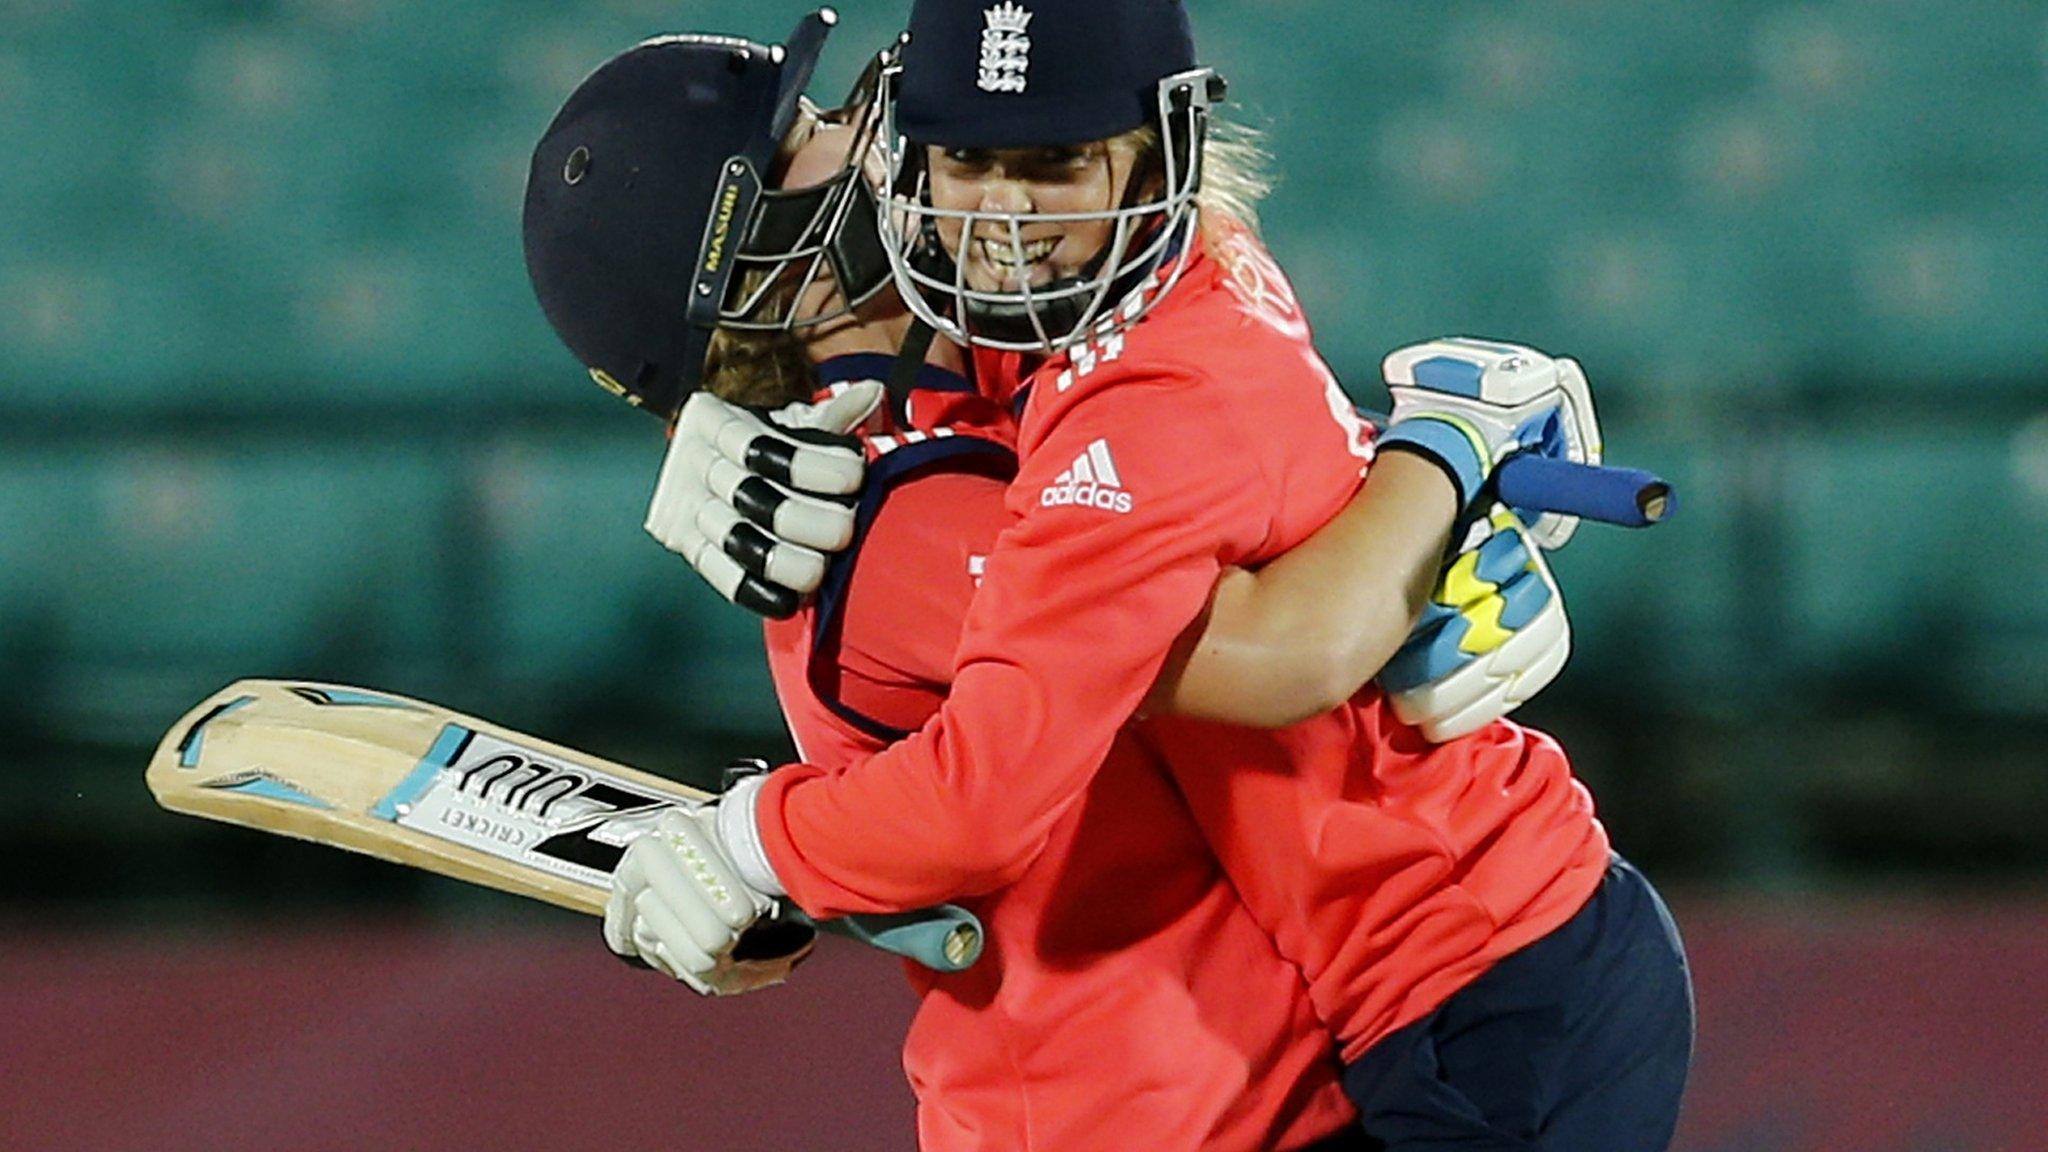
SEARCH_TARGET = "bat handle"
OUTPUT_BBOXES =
[1494,455,1676,528]
[797,905,986,972]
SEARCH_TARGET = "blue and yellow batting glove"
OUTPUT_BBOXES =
[1378,508,1571,742]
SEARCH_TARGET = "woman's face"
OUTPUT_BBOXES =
[924,137,1142,294]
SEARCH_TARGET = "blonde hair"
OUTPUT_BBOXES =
[1123,112,1276,244]
[1196,117,1276,241]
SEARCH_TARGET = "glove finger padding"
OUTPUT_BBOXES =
[646,432,718,554]
[685,530,803,620]
[1394,590,1569,742]
[682,388,873,496]
[1381,510,1572,742]
[602,884,639,960]
[647,401,854,618]
[700,449,859,553]
[638,810,771,934]
[634,893,722,990]
[611,848,721,990]
[604,808,799,996]
[695,500,829,594]
[774,379,885,435]
[635,896,813,997]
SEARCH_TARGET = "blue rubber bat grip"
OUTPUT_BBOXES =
[1494,456,1676,528]
[798,906,986,972]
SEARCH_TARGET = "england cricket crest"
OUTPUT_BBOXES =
[978,2,1033,94]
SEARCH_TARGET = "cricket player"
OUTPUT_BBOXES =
[835,9,1695,1145]
[523,18,1569,1150]
[524,27,1387,1151]
[530,5,1691,1148]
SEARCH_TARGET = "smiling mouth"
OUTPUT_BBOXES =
[975,236,1059,278]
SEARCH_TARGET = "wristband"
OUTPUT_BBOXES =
[714,773,787,898]
[1378,413,1491,510]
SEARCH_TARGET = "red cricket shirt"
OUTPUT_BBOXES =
[759,227,1609,1067]
[761,354,1355,1152]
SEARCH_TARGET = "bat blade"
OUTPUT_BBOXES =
[148,679,984,971]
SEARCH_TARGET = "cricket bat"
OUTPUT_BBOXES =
[147,679,984,972]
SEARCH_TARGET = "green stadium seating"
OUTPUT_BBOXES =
[471,432,781,732]
[1836,217,2048,385]
[22,442,461,742]
[0,253,221,409]
[0,454,69,679]
[1779,424,2048,711]
[7,0,2041,406]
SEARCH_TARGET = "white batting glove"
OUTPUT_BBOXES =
[602,795,808,997]
[646,380,884,619]
[1379,338,1601,549]
[1378,508,1571,742]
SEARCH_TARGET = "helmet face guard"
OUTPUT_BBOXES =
[876,62,1221,354]
[710,57,898,334]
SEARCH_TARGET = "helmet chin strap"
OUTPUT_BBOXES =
[884,316,937,433]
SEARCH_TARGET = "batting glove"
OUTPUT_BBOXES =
[1378,337,1602,549]
[646,380,884,619]
[602,792,810,997]
[1378,508,1571,742]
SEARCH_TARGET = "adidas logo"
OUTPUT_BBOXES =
[1039,439,1133,514]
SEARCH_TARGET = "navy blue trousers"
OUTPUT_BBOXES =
[1338,855,1694,1151]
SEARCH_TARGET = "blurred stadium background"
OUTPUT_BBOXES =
[3,1,2044,1149]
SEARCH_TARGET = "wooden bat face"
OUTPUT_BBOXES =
[147,679,985,971]
[148,679,713,916]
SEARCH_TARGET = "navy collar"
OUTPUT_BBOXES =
[814,352,976,393]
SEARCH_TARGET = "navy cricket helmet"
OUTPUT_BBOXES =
[876,0,1225,352]
[522,9,893,420]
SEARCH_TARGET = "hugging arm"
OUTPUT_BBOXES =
[1151,338,1599,733]
[1150,450,1458,727]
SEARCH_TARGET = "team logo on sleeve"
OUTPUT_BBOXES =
[1039,439,1133,514]
[978,3,1033,94]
